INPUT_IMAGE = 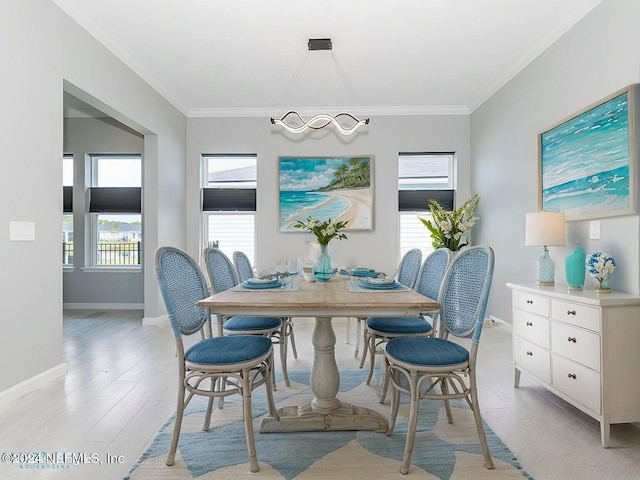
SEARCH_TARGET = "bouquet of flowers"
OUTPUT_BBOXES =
[294,217,348,246]
[585,252,615,291]
[419,193,480,251]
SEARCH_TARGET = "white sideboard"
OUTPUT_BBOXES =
[506,282,640,447]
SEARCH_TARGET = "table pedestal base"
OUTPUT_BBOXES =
[260,401,388,433]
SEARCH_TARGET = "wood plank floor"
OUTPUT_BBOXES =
[0,311,639,479]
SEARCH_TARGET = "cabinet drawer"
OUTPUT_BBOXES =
[552,354,601,414]
[514,336,550,383]
[551,322,601,372]
[513,309,549,348]
[513,291,550,316]
[551,299,600,332]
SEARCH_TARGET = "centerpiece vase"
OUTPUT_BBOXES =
[313,244,333,281]
[595,276,611,293]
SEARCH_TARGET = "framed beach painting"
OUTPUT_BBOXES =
[279,156,374,231]
[539,84,638,221]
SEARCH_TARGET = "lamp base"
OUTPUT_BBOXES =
[536,247,555,286]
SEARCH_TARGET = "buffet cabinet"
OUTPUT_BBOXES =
[506,283,640,447]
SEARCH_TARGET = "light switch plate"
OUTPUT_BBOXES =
[9,221,36,241]
[589,220,601,240]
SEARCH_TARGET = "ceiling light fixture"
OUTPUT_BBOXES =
[270,38,370,135]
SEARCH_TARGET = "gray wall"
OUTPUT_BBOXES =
[0,0,186,394]
[186,115,472,277]
[63,117,144,307]
[471,0,640,323]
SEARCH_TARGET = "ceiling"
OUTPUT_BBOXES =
[54,0,602,118]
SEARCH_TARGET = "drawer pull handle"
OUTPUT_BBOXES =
[526,322,533,326]
[526,300,533,304]
[568,373,577,379]
[526,351,533,356]
[567,337,577,343]
[567,310,577,315]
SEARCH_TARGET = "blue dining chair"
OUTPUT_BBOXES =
[384,245,495,474]
[155,246,279,473]
[363,248,452,400]
[204,247,290,388]
[233,250,298,360]
[233,250,255,283]
[354,248,423,364]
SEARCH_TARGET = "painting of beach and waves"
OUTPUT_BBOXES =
[279,156,373,231]
[539,85,637,221]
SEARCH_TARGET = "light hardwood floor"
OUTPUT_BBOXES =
[1,311,639,479]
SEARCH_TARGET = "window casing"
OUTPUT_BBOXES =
[63,155,73,266]
[202,154,257,267]
[89,155,142,268]
[398,153,455,259]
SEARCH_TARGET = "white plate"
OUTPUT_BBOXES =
[247,277,279,284]
[366,277,395,285]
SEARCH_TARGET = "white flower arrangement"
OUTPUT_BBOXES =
[586,252,616,279]
[419,193,480,251]
[585,252,615,292]
[294,217,348,246]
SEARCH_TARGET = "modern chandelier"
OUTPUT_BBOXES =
[270,38,370,135]
[270,111,369,135]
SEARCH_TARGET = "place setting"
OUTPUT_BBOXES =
[233,258,302,291]
[346,270,411,293]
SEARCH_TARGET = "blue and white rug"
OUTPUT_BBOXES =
[125,369,531,479]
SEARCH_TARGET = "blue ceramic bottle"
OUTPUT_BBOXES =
[565,242,586,290]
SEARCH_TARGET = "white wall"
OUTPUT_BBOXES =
[186,115,471,276]
[0,0,186,395]
[471,0,640,323]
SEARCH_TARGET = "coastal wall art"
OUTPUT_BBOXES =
[539,84,638,221]
[279,156,374,231]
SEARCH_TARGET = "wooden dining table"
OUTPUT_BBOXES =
[197,275,438,434]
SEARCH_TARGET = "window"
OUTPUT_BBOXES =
[89,155,142,267]
[202,154,256,266]
[63,155,73,266]
[398,153,454,258]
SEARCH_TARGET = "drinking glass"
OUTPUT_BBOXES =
[287,258,301,287]
[346,259,357,282]
[287,258,301,275]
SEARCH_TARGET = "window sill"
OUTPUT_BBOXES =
[81,266,142,273]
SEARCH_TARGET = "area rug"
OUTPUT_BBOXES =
[125,369,531,479]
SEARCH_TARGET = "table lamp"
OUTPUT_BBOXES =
[525,212,566,286]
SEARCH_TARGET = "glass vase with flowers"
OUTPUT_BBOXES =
[586,252,615,293]
[294,217,348,281]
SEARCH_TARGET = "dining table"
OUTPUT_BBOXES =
[196,275,439,434]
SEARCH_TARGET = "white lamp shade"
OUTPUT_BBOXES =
[525,212,566,246]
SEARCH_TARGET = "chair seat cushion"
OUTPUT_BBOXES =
[224,316,283,332]
[185,335,273,365]
[385,336,469,366]
[366,316,432,335]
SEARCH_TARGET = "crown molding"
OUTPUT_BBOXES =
[188,105,470,118]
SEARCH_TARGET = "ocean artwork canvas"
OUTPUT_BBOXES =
[279,156,373,231]
[539,85,637,221]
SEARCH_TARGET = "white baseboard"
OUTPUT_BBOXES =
[0,363,68,410]
[484,314,512,332]
[143,314,167,326]
[63,303,144,310]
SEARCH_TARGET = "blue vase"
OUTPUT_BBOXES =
[565,243,585,290]
[313,244,334,281]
